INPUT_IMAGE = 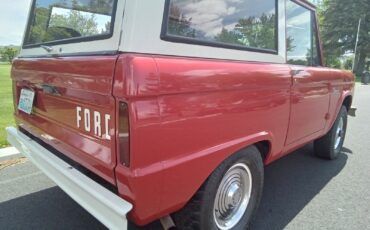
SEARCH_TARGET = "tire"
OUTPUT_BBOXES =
[173,146,264,230]
[314,106,348,160]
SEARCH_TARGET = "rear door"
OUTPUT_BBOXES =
[285,0,330,144]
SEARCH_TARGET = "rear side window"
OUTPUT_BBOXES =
[162,0,278,53]
[24,0,117,48]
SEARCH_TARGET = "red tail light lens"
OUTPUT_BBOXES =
[118,102,130,166]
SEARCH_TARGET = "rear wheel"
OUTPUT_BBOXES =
[314,106,348,160]
[173,146,264,230]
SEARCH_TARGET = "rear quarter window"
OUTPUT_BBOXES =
[24,0,117,48]
[162,0,278,53]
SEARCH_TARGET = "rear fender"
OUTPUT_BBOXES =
[157,131,272,219]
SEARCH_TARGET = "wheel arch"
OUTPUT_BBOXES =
[327,92,353,132]
[163,135,272,219]
[342,95,353,112]
[254,140,271,162]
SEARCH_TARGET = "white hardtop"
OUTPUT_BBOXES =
[19,0,316,64]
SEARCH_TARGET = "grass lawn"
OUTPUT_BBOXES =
[0,64,14,148]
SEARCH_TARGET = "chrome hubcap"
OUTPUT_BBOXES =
[334,117,344,149]
[213,163,252,230]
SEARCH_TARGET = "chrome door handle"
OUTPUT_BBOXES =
[292,69,305,76]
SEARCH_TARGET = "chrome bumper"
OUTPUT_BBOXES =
[6,127,132,230]
[349,107,357,117]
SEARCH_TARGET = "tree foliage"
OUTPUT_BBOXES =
[214,28,243,46]
[168,4,197,38]
[49,10,99,36]
[27,7,100,44]
[214,14,276,50]
[0,47,19,63]
[319,0,370,73]
[26,7,49,45]
[233,14,276,50]
[168,2,276,51]
[25,0,114,45]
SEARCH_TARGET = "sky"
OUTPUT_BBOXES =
[175,0,275,38]
[0,0,32,46]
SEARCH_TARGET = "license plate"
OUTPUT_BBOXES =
[18,89,35,114]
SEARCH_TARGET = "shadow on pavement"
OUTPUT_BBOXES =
[0,186,105,230]
[0,143,348,230]
[250,143,348,230]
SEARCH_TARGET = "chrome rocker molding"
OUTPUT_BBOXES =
[6,127,132,230]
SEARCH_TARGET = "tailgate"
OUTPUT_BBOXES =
[11,56,118,184]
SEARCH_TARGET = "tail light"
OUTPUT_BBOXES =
[118,102,130,166]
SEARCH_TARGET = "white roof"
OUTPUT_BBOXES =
[20,0,293,64]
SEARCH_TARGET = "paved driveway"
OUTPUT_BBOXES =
[1,84,369,230]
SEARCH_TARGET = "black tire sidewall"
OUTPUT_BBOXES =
[330,106,348,158]
[199,146,264,230]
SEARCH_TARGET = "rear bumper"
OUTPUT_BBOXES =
[349,107,357,117]
[6,127,132,230]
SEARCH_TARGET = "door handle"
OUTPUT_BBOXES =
[292,69,305,76]
[42,84,61,96]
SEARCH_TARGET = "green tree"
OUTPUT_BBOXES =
[319,0,370,73]
[286,36,295,52]
[0,47,4,62]
[49,10,99,37]
[325,55,341,68]
[344,58,353,70]
[26,7,50,45]
[101,21,111,34]
[234,13,276,50]
[1,47,19,63]
[88,0,114,14]
[26,4,102,45]
[167,3,196,38]
[214,13,276,50]
[214,28,243,45]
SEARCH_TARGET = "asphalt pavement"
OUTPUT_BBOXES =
[1,84,369,230]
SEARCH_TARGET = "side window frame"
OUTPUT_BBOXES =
[160,0,280,55]
[312,11,323,67]
[286,0,322,67]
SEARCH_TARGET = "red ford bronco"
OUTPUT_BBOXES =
[7,0,355,229]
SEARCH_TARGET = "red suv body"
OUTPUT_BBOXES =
[7,0,355,229]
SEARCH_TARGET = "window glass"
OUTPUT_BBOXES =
[165,0,277,51]
[24,0,116,47]
[286,1,320,66]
